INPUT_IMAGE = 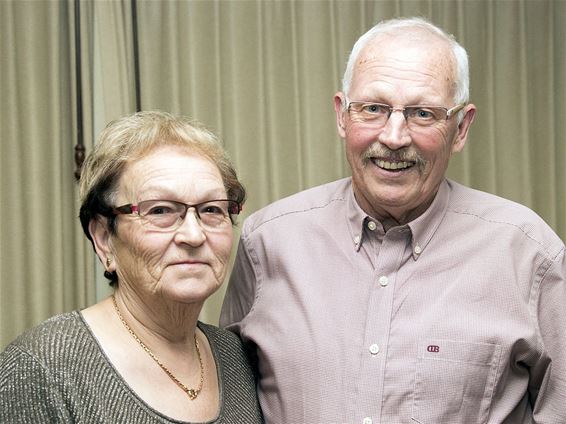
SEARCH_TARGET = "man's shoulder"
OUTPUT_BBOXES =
[448,179,549,223]
[242,178,351,234]
[447,180,564,253]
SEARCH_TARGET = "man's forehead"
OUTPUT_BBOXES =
[360,29,451,60]
[354,32,456,84]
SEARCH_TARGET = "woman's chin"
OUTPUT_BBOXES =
[160,279,220,305]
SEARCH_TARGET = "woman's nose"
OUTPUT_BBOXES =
[173,209,206,246]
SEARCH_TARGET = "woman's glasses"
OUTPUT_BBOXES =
[113,199,241,232]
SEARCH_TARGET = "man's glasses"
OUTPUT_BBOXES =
[347,100,465,130]
[113,199,241,232]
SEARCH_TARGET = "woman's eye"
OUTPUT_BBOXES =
[201,205,225,215]
[147,205,174,215]
[137,200,184,218]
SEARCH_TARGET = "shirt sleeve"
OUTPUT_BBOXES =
[0,344,71,423]
[220,232,259,334]
[531,247,566,422]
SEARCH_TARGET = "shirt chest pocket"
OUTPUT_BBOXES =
[411,339,502,424]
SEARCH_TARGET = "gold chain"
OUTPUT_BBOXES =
[111,295,204,400]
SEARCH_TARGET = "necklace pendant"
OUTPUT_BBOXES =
[111,295,204,401]
[187,389,197,400]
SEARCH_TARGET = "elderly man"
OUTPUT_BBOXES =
[221,17,565,423]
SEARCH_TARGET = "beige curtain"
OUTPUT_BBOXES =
[1,0,565,349]
[0,0,92,349]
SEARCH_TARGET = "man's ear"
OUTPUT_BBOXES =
[88,217,115,272]
[452,103,477,153]
[334,92,347,138]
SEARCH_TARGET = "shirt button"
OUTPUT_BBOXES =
[367,221,377,231]
[414,244,422,255]
[363,417,373,424]
[369,344,380,355]
[378,276,388,287]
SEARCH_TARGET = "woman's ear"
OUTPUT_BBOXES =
[89,217,115,272]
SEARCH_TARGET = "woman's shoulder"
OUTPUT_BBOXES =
[197,323,263,422]
[2,311,92,364]
[198,321,243,349]
[197,321,253,370]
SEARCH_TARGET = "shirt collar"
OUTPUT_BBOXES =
[406,178,450,260]
[345,179,370,252]
[345,178,451,257]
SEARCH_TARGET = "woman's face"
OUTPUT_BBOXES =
[107,145,234,305]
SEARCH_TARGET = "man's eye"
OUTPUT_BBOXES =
[412,108,435,119]
[363,104,387,114]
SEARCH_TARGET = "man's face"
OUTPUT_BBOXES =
[334,34,475,224]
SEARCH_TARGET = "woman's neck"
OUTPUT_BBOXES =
[113,288,203,346]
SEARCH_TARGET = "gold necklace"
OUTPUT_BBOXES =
[111,295,204,400]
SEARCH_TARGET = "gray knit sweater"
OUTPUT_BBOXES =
[0,311,262,423]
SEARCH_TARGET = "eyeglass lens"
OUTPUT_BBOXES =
[137,199,237,231]
[349,103,449,128]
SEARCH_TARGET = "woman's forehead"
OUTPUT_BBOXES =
[117,146,225,199]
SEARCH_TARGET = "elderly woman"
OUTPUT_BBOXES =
[0,111,262,422]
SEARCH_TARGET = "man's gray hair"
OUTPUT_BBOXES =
[341,17,470,110]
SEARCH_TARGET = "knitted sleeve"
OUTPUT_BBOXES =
[0,344,72,423]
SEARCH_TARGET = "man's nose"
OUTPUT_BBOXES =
[377,110,412,149]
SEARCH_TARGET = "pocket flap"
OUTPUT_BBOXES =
[419,339,500,366]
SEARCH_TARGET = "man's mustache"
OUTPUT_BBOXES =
[361,143,424,167]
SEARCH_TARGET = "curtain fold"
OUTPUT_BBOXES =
[0,0,92,348]
[1,0,565,348]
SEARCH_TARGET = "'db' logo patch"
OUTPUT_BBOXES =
[426,345,440,353]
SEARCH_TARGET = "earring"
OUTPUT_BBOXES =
[106,257,112,267]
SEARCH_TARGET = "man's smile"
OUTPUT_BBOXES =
[371,158,416,171]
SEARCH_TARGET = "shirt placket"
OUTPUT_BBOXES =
[356,223,411,424]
